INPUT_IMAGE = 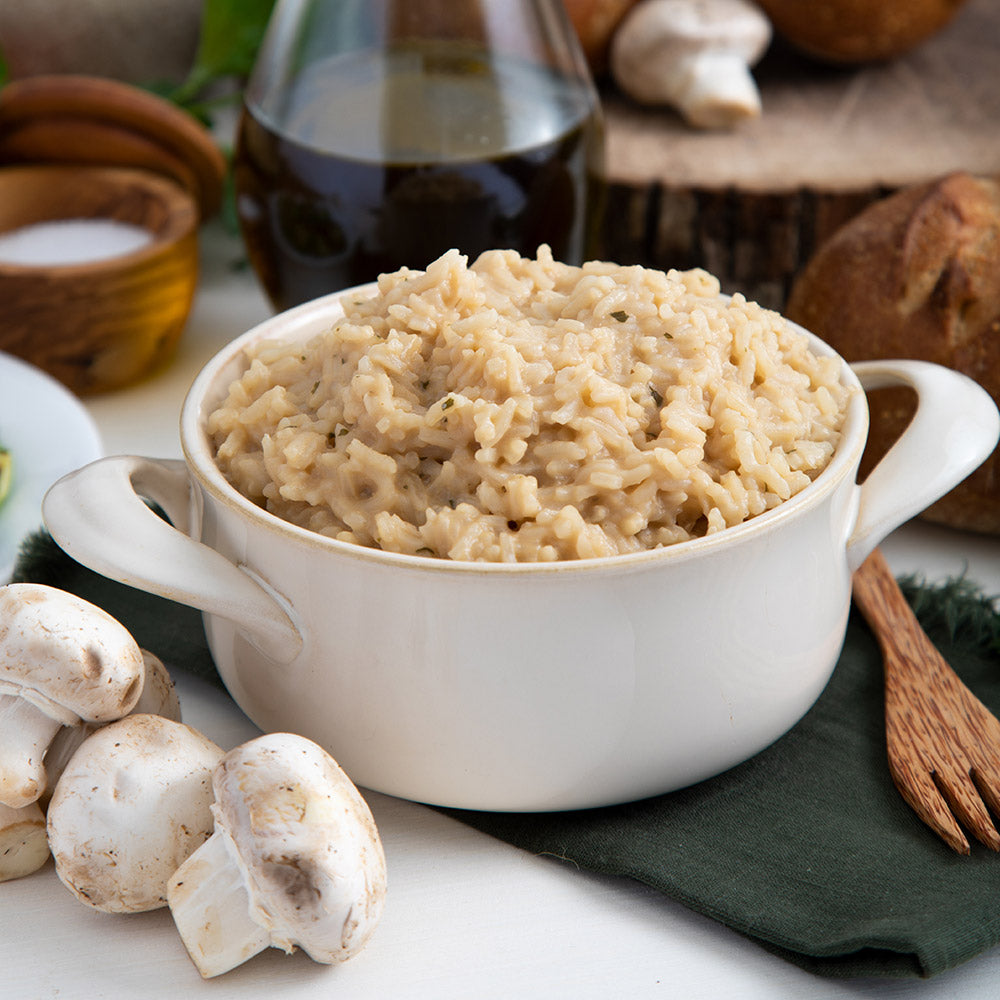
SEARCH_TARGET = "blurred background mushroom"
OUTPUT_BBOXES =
[610,0,772,128]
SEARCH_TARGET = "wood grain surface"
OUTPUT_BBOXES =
[596,0,1000,307]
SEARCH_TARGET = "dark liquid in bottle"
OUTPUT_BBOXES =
[234,42,604,310]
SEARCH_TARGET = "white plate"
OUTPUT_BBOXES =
[0,351,103,583]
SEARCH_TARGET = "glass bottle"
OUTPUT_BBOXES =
[233,0,605,311]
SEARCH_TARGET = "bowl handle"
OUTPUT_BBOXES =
[42,456,303,663]
[40,360,996,623]
[846,359,1000,571]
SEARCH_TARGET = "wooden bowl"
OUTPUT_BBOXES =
[0,74,226,219]
[0,164,199,394]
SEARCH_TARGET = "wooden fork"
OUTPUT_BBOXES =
[852,547,1000,855]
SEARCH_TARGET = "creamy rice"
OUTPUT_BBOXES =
[208,246,851,562]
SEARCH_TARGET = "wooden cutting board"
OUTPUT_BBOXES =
[595,0,1000,309]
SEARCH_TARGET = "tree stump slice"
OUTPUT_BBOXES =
[595,0,1000,309]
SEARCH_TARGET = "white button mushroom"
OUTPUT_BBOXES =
[0,650,182,884]
[0,583,145,809]
[610,0,772,128]
[131,649,182,721]
[39,649,181,810]
[167,733,387,979]
[47,713,223,913]
[0,800,48,882]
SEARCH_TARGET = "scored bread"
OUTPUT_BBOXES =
[785,171,1000,534]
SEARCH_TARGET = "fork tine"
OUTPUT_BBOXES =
[887,752,971,855]
[887,704,1000,853]
[932,763,1000,852]
[932,672,1000,850]
[972,759,1000,818]
[960,704,1000,820]
[971,767,1000,844]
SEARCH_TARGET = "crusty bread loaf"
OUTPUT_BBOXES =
[785,171,1000,534]
[756,0,968,64]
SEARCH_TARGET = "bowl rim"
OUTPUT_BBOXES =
[180,285,869,576]
[0,74,227,219]
[0,164,198,277]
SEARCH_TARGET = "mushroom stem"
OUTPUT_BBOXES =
[0,800,49,881]
[0,694,63,808]
[674,50,762,128]
[168,829,271,979]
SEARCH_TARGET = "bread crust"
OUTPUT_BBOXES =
[786,171,1000,534]
[757,0,968,63]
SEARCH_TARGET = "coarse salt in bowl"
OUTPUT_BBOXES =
[0,217,154,266]
[0,73,227,394]
[0,165,199,394]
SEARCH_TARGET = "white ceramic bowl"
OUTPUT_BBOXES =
[42,287,1000,811]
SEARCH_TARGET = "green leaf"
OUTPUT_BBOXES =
[194,0,276,79]
[170,0,276,107]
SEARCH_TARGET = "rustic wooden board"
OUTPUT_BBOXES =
[595,0,1000,308]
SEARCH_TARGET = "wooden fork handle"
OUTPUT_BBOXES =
[851,547,919,642]
[852,547,1000,854]
[852,548,976,696]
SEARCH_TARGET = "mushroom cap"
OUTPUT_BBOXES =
[38,648,182,809]
[0,584,144,724]
[133,650,181,721]
[47,713,223,912]
[610,0,771,123]
[614,0,772,58]
[212,733,387,964]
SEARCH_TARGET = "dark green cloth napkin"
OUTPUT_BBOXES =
[12,530,1000,979]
